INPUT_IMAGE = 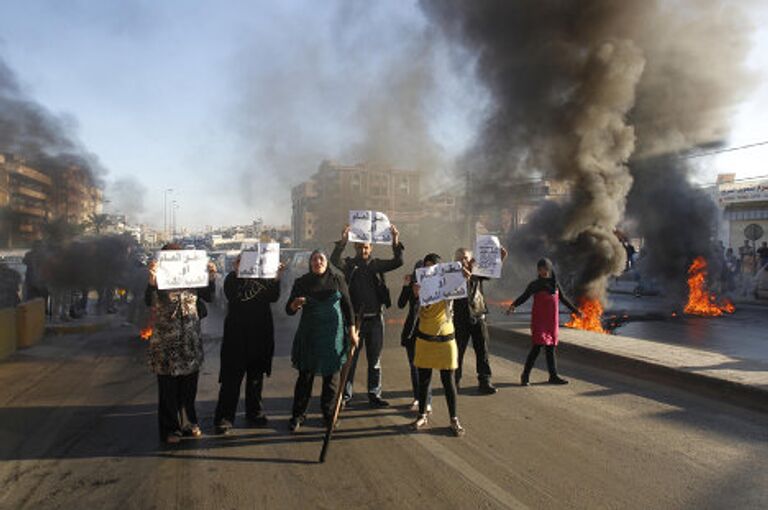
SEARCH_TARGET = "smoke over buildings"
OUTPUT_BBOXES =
[420,0,756,299]
[0,56,104,183]
[231,2,460,224]
[106,176,147,224]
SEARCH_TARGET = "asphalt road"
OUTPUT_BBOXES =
[0,309,766,509]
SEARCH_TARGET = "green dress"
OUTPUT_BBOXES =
[291,290,348,376]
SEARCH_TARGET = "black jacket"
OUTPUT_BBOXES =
[221,272,280,376]
[453,275,489,325]
[397,283,419,347]
[284,269,354,327]
[330,240,404,314]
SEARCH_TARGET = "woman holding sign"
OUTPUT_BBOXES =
[213,253,285,435]
[286,250,359,432]
[412,253,470,437]
[145,243,216,445]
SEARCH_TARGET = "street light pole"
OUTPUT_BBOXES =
[172,200,179,239]
[163,188,173,239]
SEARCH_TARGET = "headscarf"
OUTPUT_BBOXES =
[536,257,558,294]
[297,249,336,296]
[309,249,328,273]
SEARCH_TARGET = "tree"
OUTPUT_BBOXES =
[84,214,112,235]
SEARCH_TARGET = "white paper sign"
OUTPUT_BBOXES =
[238,243,281,279]
[156,250,209,290]
[348,210,392,245]
[415,261,468,306]
[473,235,503,278]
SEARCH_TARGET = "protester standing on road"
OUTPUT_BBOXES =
[286,250,359,432]
[739,240,755,275]
[22,241,48,302]
[213,254,285,435]
[507,258,580,386]
[453,246,507,394]
[398,260,432,413]
[758,241,768,270]
[723,248,739,292]
[411,253,468,437]
[145,243,216,444]
[331,224,403,408]
[0,262,21,309]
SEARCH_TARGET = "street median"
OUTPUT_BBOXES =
[16,298,46,349]
[489,324,768,414]
[0,307,17,360]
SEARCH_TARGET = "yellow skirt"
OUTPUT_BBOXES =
[414,338,458,370]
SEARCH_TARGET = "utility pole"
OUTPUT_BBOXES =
[172,200,179,240]
[163,188,173,239]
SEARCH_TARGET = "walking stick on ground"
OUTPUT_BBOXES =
[319,314,361,463]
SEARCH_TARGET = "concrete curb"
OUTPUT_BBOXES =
[45,319,114,336]
[488,325,768,414]
[607,288,768,307]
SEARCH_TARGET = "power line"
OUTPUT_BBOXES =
[682,140,768,159]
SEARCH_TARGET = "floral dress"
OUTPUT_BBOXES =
[146,289,204,376]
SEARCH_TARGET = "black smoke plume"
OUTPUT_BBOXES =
[421,0,755,301]
[0,56,104,183]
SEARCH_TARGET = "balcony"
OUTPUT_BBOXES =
[14,186,48,201]
[11,165,53,186]
[10,204,48,217]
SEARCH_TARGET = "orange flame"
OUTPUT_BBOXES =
[140,326,153,341]
[684,257,735,316]
[565,298,607,334]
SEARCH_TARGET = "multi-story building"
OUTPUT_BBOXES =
[52,165,102,225]
[1,154,54,247]
[0,153,102,248]
[716,173,768,249]
[291,181,318,247]
[292,161,422,247]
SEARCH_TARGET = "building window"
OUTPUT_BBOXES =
[399,177,410,195]
[351,174,361,194]
[370,173,389,196]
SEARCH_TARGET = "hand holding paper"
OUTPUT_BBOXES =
[348,210,393,245]
[238,243,281,279]
[414,262,468,306]
[473,235,503,278]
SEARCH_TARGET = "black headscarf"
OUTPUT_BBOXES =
[536,257,558,294]
[295,249,337,297]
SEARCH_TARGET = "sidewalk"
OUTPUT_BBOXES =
[608,279,768,307]
[45,313,126,336]
[488,321,768,414]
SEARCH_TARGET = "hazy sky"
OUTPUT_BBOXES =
[0,1,766,230]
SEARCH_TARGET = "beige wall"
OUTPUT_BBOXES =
[0,307,17,360]
[16,298,45,349]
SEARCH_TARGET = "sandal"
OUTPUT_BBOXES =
[450,417,465,437]
[411,414,429,431]
[185,425,203,438]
